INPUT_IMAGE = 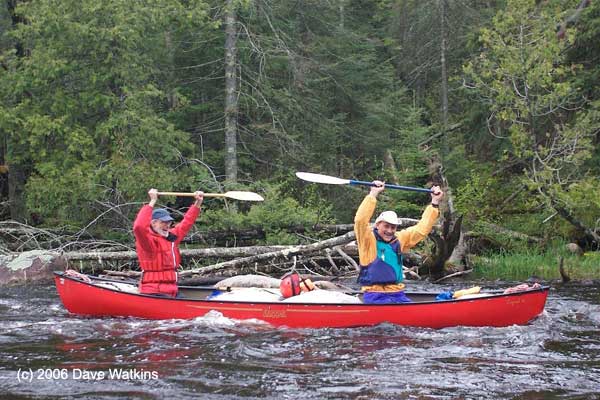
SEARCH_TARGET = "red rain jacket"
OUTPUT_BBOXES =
[133,205,200,297]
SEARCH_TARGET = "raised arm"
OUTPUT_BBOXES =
[354,181,385,265]
[171,191,203,240]
[396,185,443,252]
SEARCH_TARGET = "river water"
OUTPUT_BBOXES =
[1,281,599,400]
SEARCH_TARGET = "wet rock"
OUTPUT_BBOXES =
[566,243,584,256]
[527,276,544,284]
[0,250,66,285]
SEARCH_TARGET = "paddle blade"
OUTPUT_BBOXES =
[222,191,264,201]
[295,172,351,185]
[158,191,264,201]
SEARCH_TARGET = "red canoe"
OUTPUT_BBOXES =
[54,272,549,329]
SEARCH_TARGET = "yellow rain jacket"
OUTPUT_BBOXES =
[354,194,439,292]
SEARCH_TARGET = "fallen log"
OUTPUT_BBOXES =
[179,231,357,277]
[62,245,294,261]
[179,243,360,278]
[183,221,425,245]
[433,268,473,283]
[324,248,340,274]
[102,253,359,279]
[101,269,141,278]
[551,200,600,246]
[334,246,359,272]
[479,222,542,243]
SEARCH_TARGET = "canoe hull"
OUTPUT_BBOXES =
[54,272,549,329]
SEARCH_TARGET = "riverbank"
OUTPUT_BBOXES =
[1,240,598,286]
[471,249,600,281]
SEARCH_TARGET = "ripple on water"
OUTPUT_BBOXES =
[1,284,600,399]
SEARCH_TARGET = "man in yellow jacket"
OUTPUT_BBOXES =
[354,180,443,303]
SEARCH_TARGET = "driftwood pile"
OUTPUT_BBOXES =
[0,211,478,286]
[98,232,363,283]
[0,218,443,283]
[70,217,443,281]
[9,213,556,284]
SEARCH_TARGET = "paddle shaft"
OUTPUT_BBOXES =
[158,192,225,198]
[296,172,433,193]
[158,192,226,197]
[348,180,433,193]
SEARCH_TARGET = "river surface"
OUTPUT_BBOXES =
[1,281,599,400]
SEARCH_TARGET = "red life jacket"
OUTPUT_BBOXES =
[133,205,200,297]
[279,272,316,298]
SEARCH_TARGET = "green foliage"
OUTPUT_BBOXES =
[204,0,435,220]
[0,0,215,227]
[0,0,598,259]
[548,176,600,238]
[200,183,335,245]
[565,0,600,102]
[459,0,599,246]
[464,0,573,132]
[454,170,500,223]
[390,107,433,185]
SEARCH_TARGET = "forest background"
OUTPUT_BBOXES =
[0,0,599,279]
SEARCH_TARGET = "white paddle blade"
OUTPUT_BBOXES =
[223,191,264,201]
[295,172,351,185]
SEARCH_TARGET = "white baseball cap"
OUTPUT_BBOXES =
[375,211,399,225]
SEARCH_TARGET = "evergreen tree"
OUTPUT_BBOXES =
[462,0,599,242]
[0,0,214,226]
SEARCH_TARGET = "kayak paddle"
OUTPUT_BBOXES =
[295,172,433,193]
[157,191,264,201]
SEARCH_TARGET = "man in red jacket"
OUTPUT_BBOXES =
[133,188,203,297]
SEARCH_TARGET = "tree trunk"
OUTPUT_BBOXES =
[423,212,463,278]
[428,154,455,214]
[557,0,591,39]
[551,201,600,246]
[478,222,542,243]
[7,162,27,222]
[62,245,296,262]
[447,231,467,267]
[224,0,238,187]
[164,31,179,110]
[439,0,449,157]
[5,0,28,223]
[427,156,464,274]
[383,149,399,183]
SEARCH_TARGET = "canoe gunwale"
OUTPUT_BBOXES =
[53,271,550,307]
